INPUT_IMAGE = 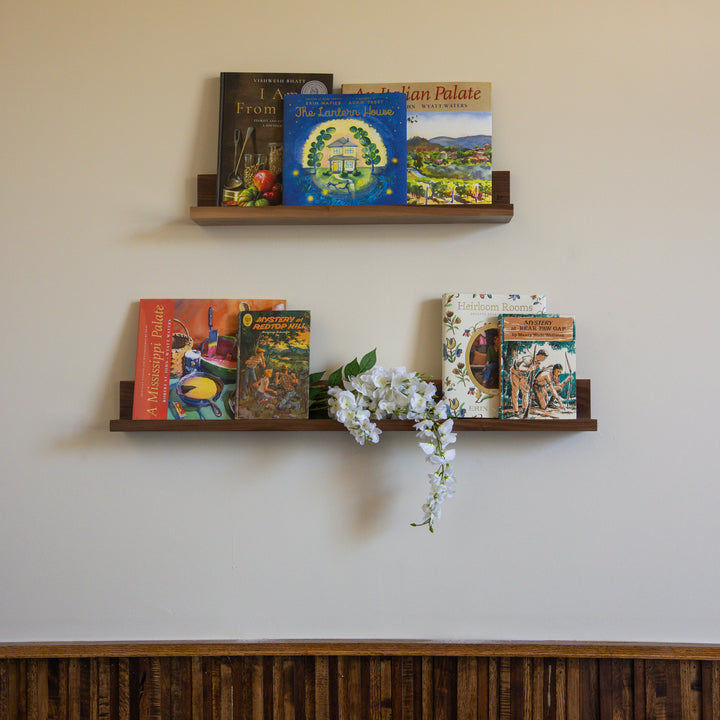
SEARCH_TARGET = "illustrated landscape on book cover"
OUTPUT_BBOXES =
[132,298,286,421]
[499,315,576,420]
[442,293,547,418]
[342,82,492,205]
[282,93,407,206]
[216,72,333,206]
[236,310,311,419]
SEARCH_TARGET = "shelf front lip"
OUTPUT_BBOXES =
[190,204,514,226]
[109,418,597,432]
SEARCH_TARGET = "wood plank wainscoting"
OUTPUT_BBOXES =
[2,642,720,719]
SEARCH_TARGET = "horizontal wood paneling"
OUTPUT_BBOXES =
[2,645,720,719]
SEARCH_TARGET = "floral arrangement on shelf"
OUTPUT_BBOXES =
[309,350,457,532]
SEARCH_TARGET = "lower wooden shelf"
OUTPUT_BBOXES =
[109,380,597,432]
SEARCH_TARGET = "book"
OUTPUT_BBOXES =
[235,310,311,419]
[216,72,333,206]
[499,315,576,420]
[442,293,547,418]
[282,93,407,205]
[132,298,286,420]
[342,82,492,205]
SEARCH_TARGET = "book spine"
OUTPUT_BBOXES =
[133,300,173,420]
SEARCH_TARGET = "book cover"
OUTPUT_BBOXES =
[132,298,286,420]
[442,293,547,418]
[236,310,311,419]
[499,315,576,420]
[216,72,333,206]
[342,82,492,205]
[282,93,407,206]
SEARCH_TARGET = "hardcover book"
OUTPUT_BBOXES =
[442,293,547,418]
[499,315,576,420]
[282,93,407,205]
[216,72,333,206]
[236,310,311,419]
[342,82,492,205]
[132,298,286,420]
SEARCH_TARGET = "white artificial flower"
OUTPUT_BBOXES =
[328,364,457,532]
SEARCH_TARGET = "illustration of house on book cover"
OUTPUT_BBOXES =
[282,93,407,205]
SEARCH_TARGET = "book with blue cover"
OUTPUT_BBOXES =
[282,93,407,205]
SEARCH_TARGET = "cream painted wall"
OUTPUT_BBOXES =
[1,0,719,642]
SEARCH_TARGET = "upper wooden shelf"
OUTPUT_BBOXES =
[190,171,513,226]
[109,379,596,432]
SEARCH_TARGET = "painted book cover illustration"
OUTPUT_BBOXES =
[342,82,492,205]
[132,298,286,420]
[282,93,407,205]
[236,310,311,419]
[216,72,333,206]
[499,315,576,420]
[442,293,547,418]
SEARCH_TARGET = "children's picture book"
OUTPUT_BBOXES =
[442,293,547,418]
[132,298,286,420]
[282,93,407,206]
[216,72,333,206]
[342,82,492,205]
[499,315,576,420]
[236,310,311,419]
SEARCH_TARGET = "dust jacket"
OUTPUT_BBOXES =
[216,72,333,205]
[499,315,577,420]
[235,310,311,419]
[442,293,547,418]
[282,93,407,205]
[342,82,492,204]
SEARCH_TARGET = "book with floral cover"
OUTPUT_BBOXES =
[442,293,546,418]
[342,82,492,205]
[499,315,576,420]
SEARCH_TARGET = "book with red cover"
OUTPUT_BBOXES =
[132,298,286,420]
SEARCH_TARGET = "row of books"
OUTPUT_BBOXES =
[216,73,493,208]
[132,299,310,421]
[442,293,577,420]
[131,296,576,422]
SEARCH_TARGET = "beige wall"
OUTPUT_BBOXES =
[2,0,719,641]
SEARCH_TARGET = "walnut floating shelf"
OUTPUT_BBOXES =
[190,172,514,226]
[109,380,596,432]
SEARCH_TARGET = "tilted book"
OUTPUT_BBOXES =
[132,298,286,420]
[236,310,311,419]
[499,315,576,420]
[442,293,547,418]
[216,72,333,206]
[282,93,407,205]
[342,82,492,205]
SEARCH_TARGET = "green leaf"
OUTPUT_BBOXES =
[344,358,361,378]
[308,371,325,384]
[328,367,343,387]
[359,349,377,372]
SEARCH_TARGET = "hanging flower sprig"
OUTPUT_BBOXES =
[316,350,457,532]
